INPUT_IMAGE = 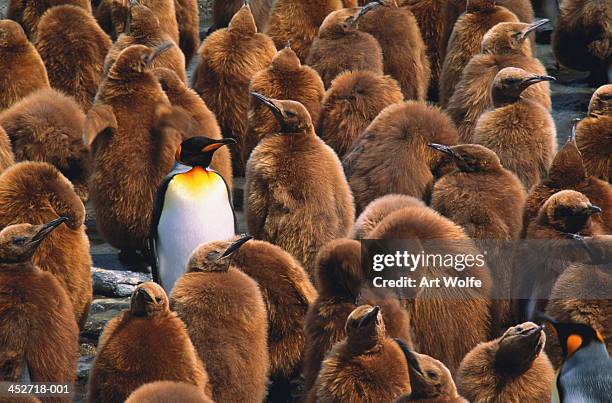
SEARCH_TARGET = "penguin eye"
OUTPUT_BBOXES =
[285,110,296,118]
[155,297,162,303]
[427,371,438,380]
[12,237,26,246]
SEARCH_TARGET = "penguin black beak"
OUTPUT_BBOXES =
[568,118,581,142]
[217,234,253,260]
[519,19,549,42]
[251,92,284,124]
[31,217,68,245]
[357,0,383,21]
[201,138,237,153]
[585,205,602,215]
[428,143,463,161]
[563,232,597,261]
[137,287,154,303]
[404,348,423,374]
[521,75,556,92]
[357,305,380,328]
[146,42,174,65]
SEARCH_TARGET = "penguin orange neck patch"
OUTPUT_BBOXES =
[566,334,582,357]
[172,166,224,195]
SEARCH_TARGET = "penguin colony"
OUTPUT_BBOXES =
[0,0,610,402]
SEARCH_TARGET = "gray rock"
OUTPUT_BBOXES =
[92,267,151,298]
[82,297,130,339]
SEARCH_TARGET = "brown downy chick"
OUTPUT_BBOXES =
[174,0,200,63]
[153,67,232,187]
[6,0,91,39]
[351,194,425,239]
[126,381,213,403]
[303,238,412,401]
[521,133,612,236]
[244,45,325,165]
[0,88,91,201]
[0,162,92,328]
[457,322,554,402]
[446,20,551,143]
[189,236,317,402]
[192,4,276,176]
[265,0,342,62]
[0,127,15,173]
[88,44,182,258]
[318,70,403,159]
[306,7,384,88]
[170,242,269,403]
[104,3,186,83]
[34,5,111,112]
[93,0,124,40]
[552,0,611,86]
[393,349,467,403]
[245,95,354,275]
[0,20,50,112]
[576,84,612,182]
[88,282,210,403]
[343,101,459,213]
[314,305,411,402]
[474,67,557,191]
[127,0,180,45]
[358,0,430,101]
[211,0,272,33]
[439,0,519,107]
[0,219,78,390]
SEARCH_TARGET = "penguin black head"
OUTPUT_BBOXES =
[491,67,555,106]
[345,305,385,350]
[0,19,28,49]
[403,347,457,400]
[130,281,169,317]
[250,93,314,134]
[495,322,545,374]
[187,235,253,273]
[538,313,606,360]
[109,43,174,79]
[0,218,67,266]
[175,136,236,168]
[482,20,549,55]
[588,84,612,117]
[428,143,502,173]
[541,190,602,234]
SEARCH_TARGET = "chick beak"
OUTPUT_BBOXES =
[404,348,423,375]
[428,143,463,162]
[217,234,253,261]
[146,42,174,65]
[31,217,68,245]
[251,92,285,125]
[357,305,380,328]
[568,118,581,142]
[519,19,550,42]
[586,205,603,215]
[357,1,383,21]
[138,287,154,303]
[522,75,556,90]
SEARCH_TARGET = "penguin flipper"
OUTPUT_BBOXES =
[149,173,176,284]
[84,104,117,156]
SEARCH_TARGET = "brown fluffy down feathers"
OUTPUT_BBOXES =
[125,381,213,403]
[0,161,92,328]
[0,127,15,173]
[7,0,92,39]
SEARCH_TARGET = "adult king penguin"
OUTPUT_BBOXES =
[150,136,237,293]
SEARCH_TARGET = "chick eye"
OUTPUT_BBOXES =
[285,111,296,118]
[12,237,26,246]
[155,297,162,303]
[427,371,438,379]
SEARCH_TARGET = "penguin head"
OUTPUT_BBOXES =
[187,235,253,273]
[0,19,27,49]
[428,143,502,173]
[466,0,496,13]
[539,314,607,360]
[175,136,236,168]
[563,233,612,265]
[0,218,67,265]
[228,3,257,36]
[153,67,184,97]
[495,322,545,374]
[404,348,457,400]
[345,305,385,349]
[250,93,314,135]
[315,239,363,300]
[125,2,161,39]
[319,8,359,33]
[540,190,602,235]
[588,84,612,117]
[130,282,168,317]
[109,43,174,80]
[491,67,555,106]
[481,20,549,55]
[547,133,587,187]
[270,45,301,72]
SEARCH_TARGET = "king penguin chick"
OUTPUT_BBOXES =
[149,136,236,294]
[351,194,425,239]
[358,0,430,101]
[343,101,459,213]
[0,20,50,112]
[393,349,467,403]
[120,0,180,45]
[186,235,318,402]
[545,234,612,368]
[125,381,213,403]
[6,0,91,39]
[0,127,15,173]
[314,305,411,402]
[552,0,611,86]
[265,0,342,62]
[34,5,111,111]
[0,162,92,328]
[306,7,383,89]
[192,4,276,176]
[87,44,182,262]
[211,0,272,33]
[576,84,612,182]
[439,0,519,107]
[153,67,232,186]
[170,242,269,403]
[521,132,612,236]
[0,88,91,201]
[457,322,554,402]
[446,20,551,143]
[318,70,403,159]
[474,67,557,191]
[245,94,355,276]
[302,238,412,401]
[88,282,210,403]
[0,219,78,390]
[542,316,612,403]
[104,2,186,83]
[244,45,324,165]
[173,0,199,64]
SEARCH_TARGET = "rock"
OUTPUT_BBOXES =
[92,267,151,298]
[82,297,130,340]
